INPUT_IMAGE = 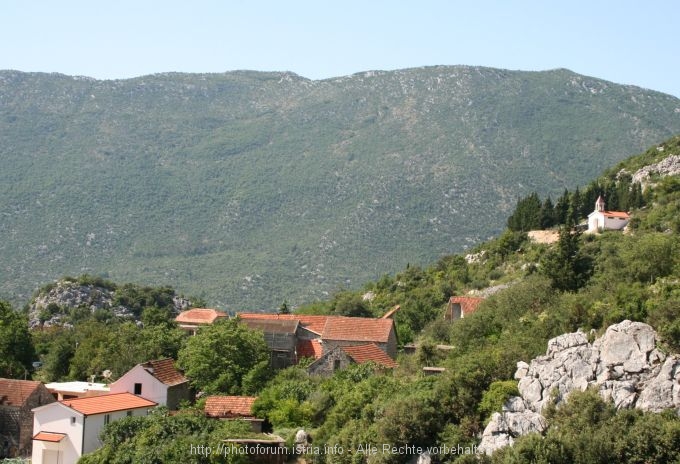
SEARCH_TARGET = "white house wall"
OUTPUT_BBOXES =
[32,403,83,464]
[82,408,149,455]
[109,365,169,406]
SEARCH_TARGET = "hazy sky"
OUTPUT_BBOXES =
[2,0,679,97]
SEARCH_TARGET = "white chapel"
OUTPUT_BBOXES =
[587,195,630,233]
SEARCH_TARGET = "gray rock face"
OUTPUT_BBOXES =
[479,321,680,455]
[28,280,191,328]
[631,153,680,187]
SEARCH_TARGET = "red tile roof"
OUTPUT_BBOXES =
[204,396,256,418]
[603,211,630,219]
[297,339,323,359]
[342,344,398,368]
[238,313,395,344]
[141,358,187,386]
[0,378,42,406]
[61,392,156,415]
[448,296,485,317]
[33,432,66,443]
[237,313,329,335]
[175,308,228,325]
[322,317,394,343]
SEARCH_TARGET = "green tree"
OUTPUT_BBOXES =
[0,301,35,378]
[541,227,593,292]
[507,193,541,232]
[540,197,556,229]
[177,319,269,394]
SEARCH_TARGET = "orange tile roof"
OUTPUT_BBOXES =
[449,296,485,317]
[0,378,42,406]
[603,211,630,219]
[237,313,329,335]
[33,432,66,442]
[61,392,156,416]
[342,344,398,368]
[322,317,394,343]
[296,339,323,359]
[204,396,256,418]
[141,358,187,386]
[175,308,228,325]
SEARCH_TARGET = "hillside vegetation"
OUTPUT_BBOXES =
[2,67,680,309]
[1,137,679,463]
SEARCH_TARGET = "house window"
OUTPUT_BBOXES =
[70,416,76,425]
[104,414,110,425]
[333,359,341,371]
[127,411,133,417]
[134,383,142,395]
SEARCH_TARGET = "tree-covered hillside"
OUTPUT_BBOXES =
[1,67,680,309]
[2,137,680,463]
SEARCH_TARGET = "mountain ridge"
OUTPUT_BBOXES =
[1,66,680,309]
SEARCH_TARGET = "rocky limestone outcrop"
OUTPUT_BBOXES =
[630,153,680,187]
[479,320,680,454]
[28,280,191,328]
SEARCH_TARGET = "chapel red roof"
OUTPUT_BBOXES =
[296,339,324,359]
[175,308,228,325]
[603,211,631,219]
[204,396,257,418]
[61,392,156,416]
[140,358,187,386]
[341,344,398,368]
[0,379,42,406]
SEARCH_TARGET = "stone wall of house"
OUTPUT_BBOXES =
[167,383,193,411]
[0,384,55,458]
[0,406,21,458]
[307,348,353,377]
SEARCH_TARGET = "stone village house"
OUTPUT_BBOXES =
[237,313,399,372]
[0,379,55,458]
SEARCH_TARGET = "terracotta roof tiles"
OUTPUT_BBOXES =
[0,378,42,406]
[296,339,323,359]
[448,296,485,317]
[33,432,67,442]
[237,313,329,335]
[141,358,187,386]
[204,396,256,418]
[61,392,156,416]
[322,317,394,343]
[175,308,228,325]
[342,344,398,368]
[603,211,631,219]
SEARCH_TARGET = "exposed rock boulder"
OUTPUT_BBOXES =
[631,153,680,187]
[28,279,192,328]
[479,320,680,455]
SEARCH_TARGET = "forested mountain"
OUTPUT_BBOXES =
[2,66,680,309]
